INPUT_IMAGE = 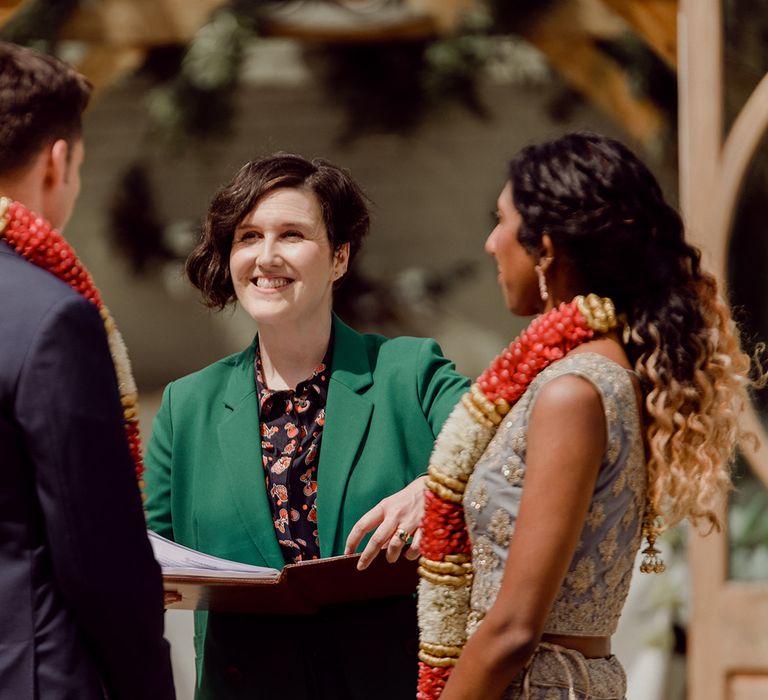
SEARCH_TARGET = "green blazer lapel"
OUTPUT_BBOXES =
[317,317,374,556]
[217,341,284,570]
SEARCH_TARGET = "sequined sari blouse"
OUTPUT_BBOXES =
[463,352,646,639]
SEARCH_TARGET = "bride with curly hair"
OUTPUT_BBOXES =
[417,132,753,699]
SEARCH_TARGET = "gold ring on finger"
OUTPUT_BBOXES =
[396,527,413,544]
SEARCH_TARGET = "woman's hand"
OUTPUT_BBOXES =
[344,475,428,570]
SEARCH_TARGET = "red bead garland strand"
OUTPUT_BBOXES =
[1,200,144,481]
[4,202,104,306]
[418,299,600,699]
[478,301,594,404]
[419,491,471,561]
[417,664,451,700]
[420,302,595,561]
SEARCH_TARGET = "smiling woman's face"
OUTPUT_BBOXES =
[229,187,348,328]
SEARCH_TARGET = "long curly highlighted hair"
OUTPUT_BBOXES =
[510,132,752,531]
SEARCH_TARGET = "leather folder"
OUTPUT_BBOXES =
[163,553,419,614]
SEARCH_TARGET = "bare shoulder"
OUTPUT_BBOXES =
[533,372,604,417]
[527,372,608,474]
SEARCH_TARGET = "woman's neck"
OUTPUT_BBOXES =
[257,314,333,391]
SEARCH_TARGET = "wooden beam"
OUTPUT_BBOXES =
[600,0,677,67]
[522,0,665,146]
[0,0,23,27]
[60,0,228,46]
[257,1,440,43]
[261,13,436,44]
[530,31,664,144]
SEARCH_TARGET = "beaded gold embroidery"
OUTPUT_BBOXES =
[472,535,500,573]
[611,468,628,497]
[598,525,619,563]
[586,502,606,531]
[488,508,514,547]
[469,482,489,512]
[502,455,525,486]
[566,556,596,596]
[621,504,637,531]
[467,354,646,639]
[509,428,526,453]
[605,553,632,591]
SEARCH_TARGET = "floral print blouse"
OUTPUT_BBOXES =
[255,342,332,564]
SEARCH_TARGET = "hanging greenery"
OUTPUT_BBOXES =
[144,8,251,146]
[303,10,497,142]
[109,163,176,274]
[135,4,502,145]
[0,0,80,45]
[423,18,497,116]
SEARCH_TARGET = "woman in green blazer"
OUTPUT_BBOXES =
[144,154,469,699]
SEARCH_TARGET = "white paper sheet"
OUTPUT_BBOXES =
[148,531,280,579]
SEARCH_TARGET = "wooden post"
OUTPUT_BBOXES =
[680,1,768,698]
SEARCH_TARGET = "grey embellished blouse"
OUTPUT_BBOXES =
[463,352,646,640]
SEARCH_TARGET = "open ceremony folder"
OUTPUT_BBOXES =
[149,531,419,614]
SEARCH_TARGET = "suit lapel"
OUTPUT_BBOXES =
[217,341,285,570]
[317,317,374,556]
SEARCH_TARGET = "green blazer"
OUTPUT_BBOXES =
[144,316,469,698]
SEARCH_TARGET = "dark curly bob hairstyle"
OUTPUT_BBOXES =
[508,131,751,532]
[186,153,370,309]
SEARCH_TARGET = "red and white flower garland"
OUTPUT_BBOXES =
[0,197,144,483]
[417,295,618,699]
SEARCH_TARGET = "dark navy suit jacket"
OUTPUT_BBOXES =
[0,241,175,699]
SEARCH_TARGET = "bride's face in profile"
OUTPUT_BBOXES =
[485,182,542,317]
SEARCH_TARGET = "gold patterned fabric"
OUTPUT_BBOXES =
[503,645,627,699]
[463,353,645,697]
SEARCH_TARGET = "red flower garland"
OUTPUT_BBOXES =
[0,198,144,481]
[417,297,617,699]
[478,301,594,403]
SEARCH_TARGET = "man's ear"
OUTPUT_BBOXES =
[333,242,350,281]
[44,139,70,189]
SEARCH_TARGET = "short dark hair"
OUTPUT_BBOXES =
[0,42,92,176]
[187,153,370,309]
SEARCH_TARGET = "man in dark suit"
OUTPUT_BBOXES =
[0,42,175,699]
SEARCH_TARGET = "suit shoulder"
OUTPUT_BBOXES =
[0,246,85,313]
[0,251,102,380]
[356,334,455,388]
[362,333,443,362]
